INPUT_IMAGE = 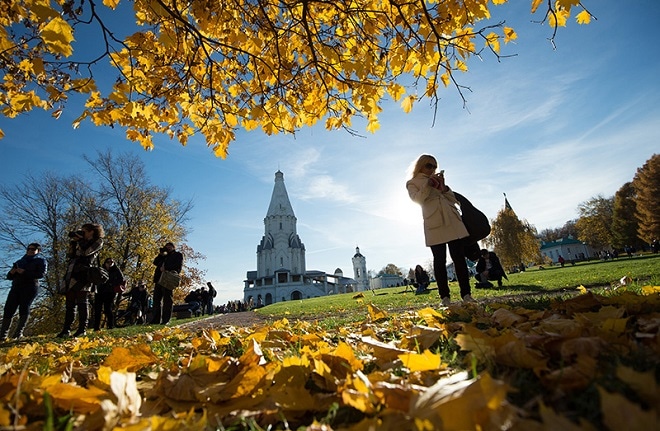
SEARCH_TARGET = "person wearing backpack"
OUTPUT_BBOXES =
[92,257,124,330]
[206,281,217,315]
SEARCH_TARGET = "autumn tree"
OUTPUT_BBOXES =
[379,263,402,277]
[0,0,594,156]
[538,219,578,243]
[632,154,660,244]
[575,195,614,251]
[483,208,540,269]
[0,152,203,334]
[611,182,643,250]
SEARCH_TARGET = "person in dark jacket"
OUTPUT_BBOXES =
[149,242,183,325]
[413,265,430,294]
[58,223,104,338]
[184,289,202,316]
[206,281,217,315]
[475,249,508,288]
[92,257,124,331]
[118,282,149,325]
[1,243,47,341]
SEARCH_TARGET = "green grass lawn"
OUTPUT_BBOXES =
[254,253,660,326]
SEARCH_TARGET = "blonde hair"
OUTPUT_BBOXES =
[408,154,437,179]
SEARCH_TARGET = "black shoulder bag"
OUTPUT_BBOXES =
[453,192,491,261]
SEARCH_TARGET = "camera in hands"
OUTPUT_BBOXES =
[68,230,84,239]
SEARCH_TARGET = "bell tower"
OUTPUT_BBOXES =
[352,246,369,292]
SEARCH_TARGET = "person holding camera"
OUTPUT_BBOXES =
[57,223,104,338]
[0,243,47,341]
[406,155,474,306]
[149,242,183,325]
[92,257,125,331]
[475,249,508,288]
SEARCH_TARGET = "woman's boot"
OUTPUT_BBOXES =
[0,318,11,341]
[74,303,88,337]
[57,305,75,338]
[12,315,29,339]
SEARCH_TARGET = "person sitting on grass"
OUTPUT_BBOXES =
[475,249,508,288]
[413,265,430,294]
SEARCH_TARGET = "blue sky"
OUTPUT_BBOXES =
[1,1,659,306]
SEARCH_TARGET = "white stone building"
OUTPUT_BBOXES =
[540,237,595,263]
[243,171,364,306]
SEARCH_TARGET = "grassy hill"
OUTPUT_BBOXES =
[254,253,660,326]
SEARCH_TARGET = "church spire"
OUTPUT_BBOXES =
[503,193,514,213]
[267,170,295,217]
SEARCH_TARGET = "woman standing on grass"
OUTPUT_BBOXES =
[406,154,474,306]
[58,223,104,338]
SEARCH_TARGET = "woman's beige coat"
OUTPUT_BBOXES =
[406,174,469,246]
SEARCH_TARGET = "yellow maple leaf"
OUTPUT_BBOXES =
[41,17,75,57]
[549,9,570,28]
[616,366,658,407]
[401,95,415,113]
[103,345,159,372]
[45,383,106,413]
[531,0,544,13]
[102,0,121,9]
[399,349,443,372]
[503,26,518,43]
[367,304,388,321]
[576,10,591,24]
[366,116,380,133]
[641,285,660,295]
[599,386,657,430]
[387,83,406,101]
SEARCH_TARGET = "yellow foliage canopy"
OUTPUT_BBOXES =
[0,0,594,157]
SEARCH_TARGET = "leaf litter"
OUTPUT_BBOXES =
[0,288,658,430]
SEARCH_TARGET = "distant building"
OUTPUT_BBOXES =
[370,273,404,289]
[446,260,478,281]
[540,237,595,263]
[243,171,362,305]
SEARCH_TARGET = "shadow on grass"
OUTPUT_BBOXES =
[474,284,548,294]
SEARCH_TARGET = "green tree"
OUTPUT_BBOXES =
[0,0,594,156]
[632,154,660,244]
[575,195,614,251]
[611,182,643,250]
[483,208,540,269]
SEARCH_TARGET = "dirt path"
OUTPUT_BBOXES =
[177,311,268,331]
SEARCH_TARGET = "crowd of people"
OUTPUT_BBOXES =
[1,222,222,341]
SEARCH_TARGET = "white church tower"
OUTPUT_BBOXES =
[245,171,330,306]
[352,247,369,292]
[257,170,306,278]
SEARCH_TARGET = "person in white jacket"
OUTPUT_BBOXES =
[406,154,475,306]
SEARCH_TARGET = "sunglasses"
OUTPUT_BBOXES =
[425,163,437,169]
[27,247,38,251]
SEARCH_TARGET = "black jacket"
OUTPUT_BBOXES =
[153,250,183,283]
[98,265,124,294]
[7,254,47,289]
[476,252,508,279]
